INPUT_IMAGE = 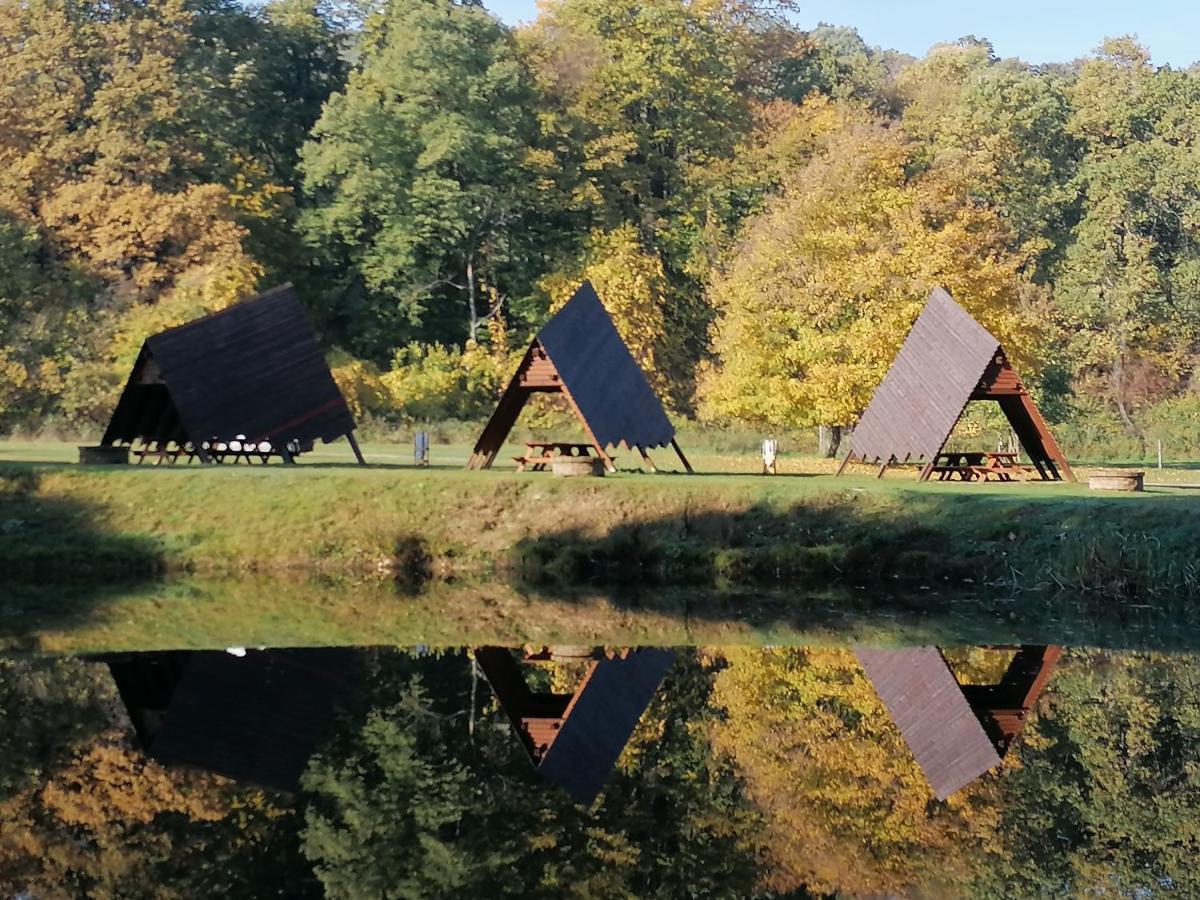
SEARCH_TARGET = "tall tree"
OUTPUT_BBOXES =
[699,98,1040,443]
[1056,39,1200,433]
[300,0,546,358]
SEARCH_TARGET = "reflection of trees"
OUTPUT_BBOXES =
[978,652,1200,897]
[0,657,318,899]
[709,648,994,897]
[301,650,765,898]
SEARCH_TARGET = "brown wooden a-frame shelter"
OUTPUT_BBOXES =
[101,284,364,465]
[474,646,676,804]
[836,288,1073,481]
[856,645,1061,799]
[466,282,692,473]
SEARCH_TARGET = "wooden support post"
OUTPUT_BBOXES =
[834,453,853,477]
[670,438,694,474]
[595,445,617,474]
[875,459,890,479]
[637,446,658,473]
[918,461,935,482]
[347,431,366,465]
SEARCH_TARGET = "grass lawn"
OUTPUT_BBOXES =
[4,439,1200,652]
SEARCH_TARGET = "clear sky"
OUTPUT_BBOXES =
[483,0,1200,68]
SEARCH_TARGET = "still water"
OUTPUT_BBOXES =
[2,642,1196,898]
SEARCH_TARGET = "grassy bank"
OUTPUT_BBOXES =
[3,442,1200,599]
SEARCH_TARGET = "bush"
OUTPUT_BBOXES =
[378,342,506,422]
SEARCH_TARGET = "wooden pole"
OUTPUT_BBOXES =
[670,438,694,474]
[834,453,853,477]
[637,446,658,473]
[347,431,366,465]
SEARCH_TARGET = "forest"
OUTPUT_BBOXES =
[4,0,1200,458]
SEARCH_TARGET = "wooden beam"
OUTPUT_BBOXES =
[346,431,366,465]
[670,438,694,474]
[1015,393,1074,482]
[834,453,853,477]
[468,344,538,470]
[637,446,658,473]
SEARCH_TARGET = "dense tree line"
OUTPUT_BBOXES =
[4,0,1200,454]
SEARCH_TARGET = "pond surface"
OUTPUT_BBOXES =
[2,639,1198,897]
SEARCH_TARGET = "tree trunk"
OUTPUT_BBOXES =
[465,257,479,343]
[818,425,842,458]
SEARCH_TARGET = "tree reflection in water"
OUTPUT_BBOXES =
[1,646,1198,898]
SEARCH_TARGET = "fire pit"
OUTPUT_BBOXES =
[1087,470,1144,492]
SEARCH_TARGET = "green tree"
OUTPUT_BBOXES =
[301,0,546,358]
[898,41,1082,279]
[1056,39,1200,434]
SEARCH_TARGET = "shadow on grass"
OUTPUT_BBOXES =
[508,489,1200,649]
[0,467,165,648]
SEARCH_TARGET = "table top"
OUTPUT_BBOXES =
[935,450,1021,464]
[525,440,593,450]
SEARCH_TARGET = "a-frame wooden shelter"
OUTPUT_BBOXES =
[101,284,364,465]
[474,646,676,804]
[466,282,692,473]
[836,287,1073,481]
[856,645,1061,799]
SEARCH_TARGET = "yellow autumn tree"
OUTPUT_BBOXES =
[698,98,1042,431]
[539,223,671,395]
[709,648,999,896]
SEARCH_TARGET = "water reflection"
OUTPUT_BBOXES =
[857,645,1059,799]
[2,645,1198,897]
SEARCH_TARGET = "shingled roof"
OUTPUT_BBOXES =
[840,287,1072,480]
[101,284,360,461]
[104,648,359,792]
[467,282,690,472]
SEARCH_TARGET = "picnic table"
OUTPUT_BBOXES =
[130,436,308,465]
[929,450,1037,482]
[514,441,606,472]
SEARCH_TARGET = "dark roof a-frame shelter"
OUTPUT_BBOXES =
[467,282,692,473]
[474,646,676,804]
[101,284,364,465]
[856,645,1061,799]
[837,287,1073,481]
[101,648,359,792]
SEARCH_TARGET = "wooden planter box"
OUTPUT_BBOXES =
[1088,470,1144,492]
[78,445,130,465]
[551,456,606,477]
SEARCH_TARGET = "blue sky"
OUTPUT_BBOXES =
[483,0,1200,68]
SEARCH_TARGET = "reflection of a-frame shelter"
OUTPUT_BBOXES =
[855,645,1061,799]
[99,648,359,792]
[473,646,676,804]
[466,282,692,473]
[836,287,1073,481]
